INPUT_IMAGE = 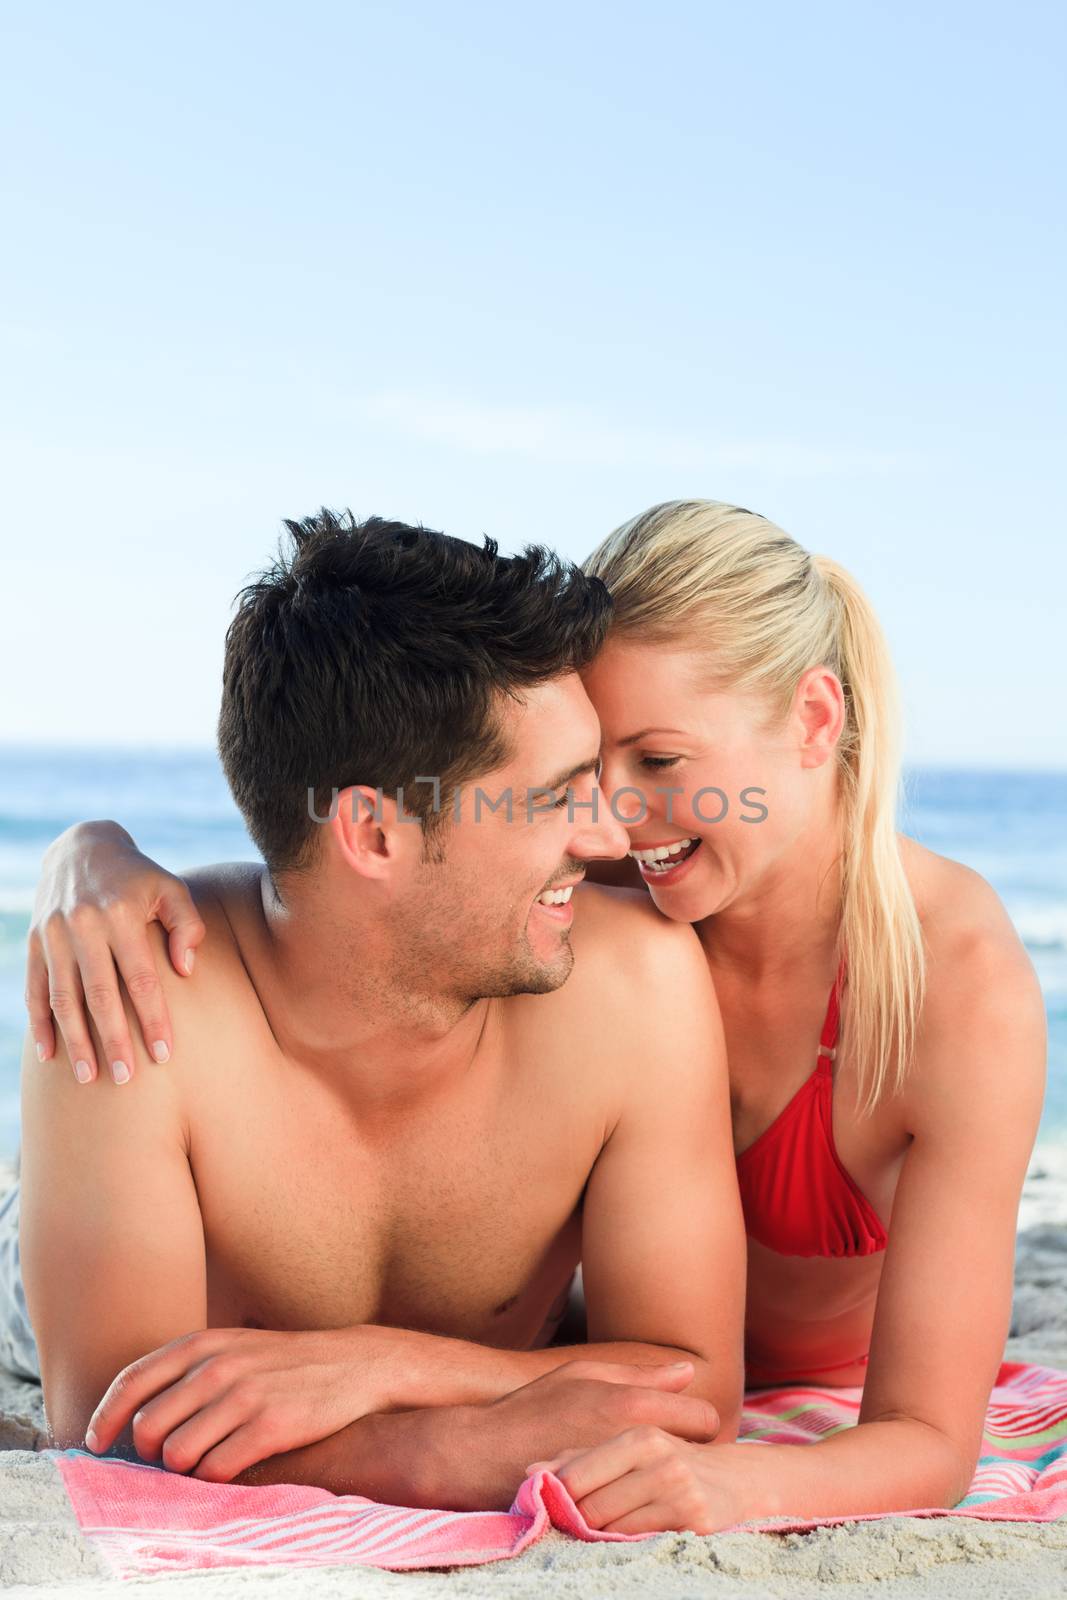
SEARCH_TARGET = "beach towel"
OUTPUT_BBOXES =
[52,1359,1067,1579]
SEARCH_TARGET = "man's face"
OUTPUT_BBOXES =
[393,673,628,1003]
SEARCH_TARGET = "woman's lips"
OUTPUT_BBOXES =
[634,837,703,886]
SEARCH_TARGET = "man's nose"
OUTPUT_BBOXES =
[571,785,631,860]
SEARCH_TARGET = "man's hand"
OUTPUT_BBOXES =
[85,1326,406,1479]
[311,1359,722,1512]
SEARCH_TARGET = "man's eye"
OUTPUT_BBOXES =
[640,755,682,770]
[553,790,570,810]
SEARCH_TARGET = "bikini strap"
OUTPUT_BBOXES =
[817,955,847,1061]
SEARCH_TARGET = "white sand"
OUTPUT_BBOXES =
[2,1147,1065,1598]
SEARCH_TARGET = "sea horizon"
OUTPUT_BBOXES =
[1,747,1064,1162]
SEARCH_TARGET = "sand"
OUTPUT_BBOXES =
[2,1147,1065,1598]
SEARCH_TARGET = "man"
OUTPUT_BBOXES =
[16,511,744,1511]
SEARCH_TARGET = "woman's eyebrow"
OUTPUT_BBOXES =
[616,727,687,746]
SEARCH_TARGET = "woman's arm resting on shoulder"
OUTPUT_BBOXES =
[26,820,205,1081]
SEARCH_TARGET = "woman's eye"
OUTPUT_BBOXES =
[639,755,682,771]
[553,790,570,809]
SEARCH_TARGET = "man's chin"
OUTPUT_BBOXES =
[523,941,575,994]
[479,935,574,999]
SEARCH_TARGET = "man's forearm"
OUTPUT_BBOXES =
[728,1417,974,1522]
[376,1326,737,1432]
[236,1408,453,1505]
[467,1337,742,1440]
[238,1350,730,1514]
[387,1328,707,1402]
[239,1403,535,1510]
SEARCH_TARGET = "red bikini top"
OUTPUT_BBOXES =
[735,962,888,1259]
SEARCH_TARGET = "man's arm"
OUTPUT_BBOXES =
[19,1025,207,1448]
[235,1359,723,1510]
[564,913,744,1423]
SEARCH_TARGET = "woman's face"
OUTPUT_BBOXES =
[583,637,841,925]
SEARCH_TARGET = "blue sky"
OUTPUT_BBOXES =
[2,1,1064,766]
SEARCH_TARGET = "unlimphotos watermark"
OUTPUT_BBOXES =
[307,780,769,827]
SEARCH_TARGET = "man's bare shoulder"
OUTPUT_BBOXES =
[566,882,711,994]
[522,885,726,1151]
[524,884,720,1089]
[24,865,268,1137]
[151,867,277,1078]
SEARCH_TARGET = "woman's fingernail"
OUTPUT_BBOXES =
[111,1061,130,1085]
[85,1426,100,1452]
[74,1061,92,1084]
[35,1041,46,1062]
[184,949,195,975]
[152,1040,170,1063]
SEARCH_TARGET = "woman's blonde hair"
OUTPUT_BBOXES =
[584,499,925,1114]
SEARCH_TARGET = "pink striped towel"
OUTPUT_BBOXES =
[53,1360,1067,1578]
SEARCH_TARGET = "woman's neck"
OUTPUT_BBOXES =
[697,825,845,987]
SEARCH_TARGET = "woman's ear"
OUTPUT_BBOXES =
[796,668,846,769]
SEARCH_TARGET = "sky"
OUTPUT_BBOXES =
[1,0,1064,768]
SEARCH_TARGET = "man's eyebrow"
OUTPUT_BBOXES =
[616,726,688,747]
[531,755,602,796]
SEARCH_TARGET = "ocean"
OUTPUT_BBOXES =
[0,749,1064,1162]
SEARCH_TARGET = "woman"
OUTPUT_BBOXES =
[24,499,1046,1532]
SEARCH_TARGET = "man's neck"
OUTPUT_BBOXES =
[250,867,496,1111]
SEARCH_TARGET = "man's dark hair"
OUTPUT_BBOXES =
[217,509,613,873]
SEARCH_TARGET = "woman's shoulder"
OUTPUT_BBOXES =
[898,833,1026,967]
[896,834,1045,1099]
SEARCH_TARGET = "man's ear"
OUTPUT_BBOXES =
[329,785,417,880]
[795,667,846,770]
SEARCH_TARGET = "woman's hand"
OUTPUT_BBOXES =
[526,1429,746,1534]
[26,820,205,1083]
